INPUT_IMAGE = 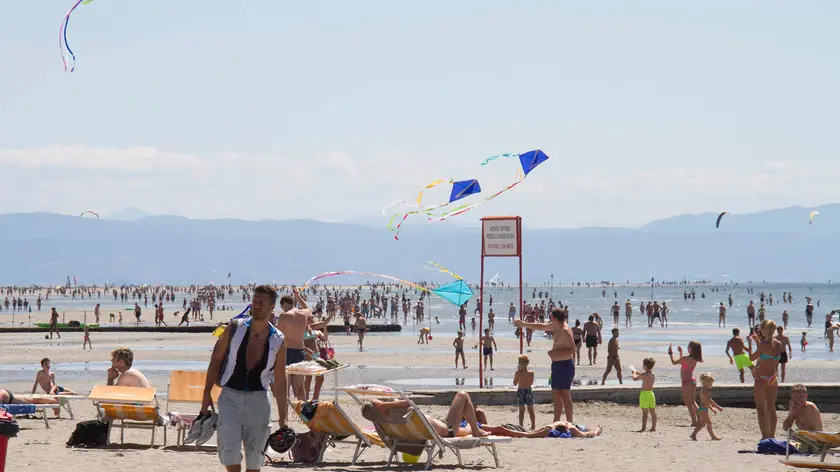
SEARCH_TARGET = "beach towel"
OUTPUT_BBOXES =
[757,438,795,455]
[0,405,36,416]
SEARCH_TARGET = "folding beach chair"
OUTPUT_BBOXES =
[361,395,510,470]
[165,370,221,446]
[780,429,840,470]
[97,403,166,446]
[291,400,383,464]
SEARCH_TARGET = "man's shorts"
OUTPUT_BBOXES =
[482,347,493,356]
[585,335,598,348]
[734,353,753,370]
[550,359,575,390]
[286,348,306,366]
[217,388,272,470]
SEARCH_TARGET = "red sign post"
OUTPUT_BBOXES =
[478,216,523,388]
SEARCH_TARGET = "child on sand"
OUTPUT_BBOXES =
[418,326,431,344]
[513,355,536,430]
[669,340,703,427]
[453,331,467,369]
[690,373,723,441]
[83,326,92,350]
[801,332,808,352]
[631,357,657,432]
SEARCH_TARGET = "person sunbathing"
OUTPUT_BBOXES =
[0,388,61,405]
[370,391,490,438]
[483,421,602,439]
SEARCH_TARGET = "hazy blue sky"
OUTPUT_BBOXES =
[2,1,838,228]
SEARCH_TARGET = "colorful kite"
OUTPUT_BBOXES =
[715,211,728,228]
[300,270,474,307]
[79,209,99,218]
[59,0,93,72]
[429,149,549,222]
[810,210,819,225]
[384,179,482,240]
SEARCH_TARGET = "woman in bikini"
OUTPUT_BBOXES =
[668,340,703,427]
[571,320,584,365]
[750,319,783,439]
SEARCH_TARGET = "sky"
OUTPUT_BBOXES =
[1,1,839,228]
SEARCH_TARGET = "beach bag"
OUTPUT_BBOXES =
[0,411,19,438]
[66,420,109,448]
[290,431,329,463]
[319,339,335,360]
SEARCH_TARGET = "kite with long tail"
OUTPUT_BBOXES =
[429,149,549,222]
[59,0,93,72]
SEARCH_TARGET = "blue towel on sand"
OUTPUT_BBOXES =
[0,405,36,415]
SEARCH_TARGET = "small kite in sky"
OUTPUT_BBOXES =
[384,178,482,240]
[429,149,550,222]
[300,269,474,307]
[715,211,728,228]
[810,210,819,225]
[79,209,99,218]
[59,0,94,72]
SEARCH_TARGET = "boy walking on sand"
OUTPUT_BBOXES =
[513,355,536,430]
[453,331,467,369]
[601,328,623,385]
[632,358,657,432]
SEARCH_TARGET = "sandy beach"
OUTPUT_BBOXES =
[2,313,838,471]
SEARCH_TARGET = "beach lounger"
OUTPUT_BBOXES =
[361,395,510,470]
[0,403,61,429]
[89,385,157,406]
[780,429,840,470]
[165,370,221,446]
[97,403,166,446]
[291,400,383,464]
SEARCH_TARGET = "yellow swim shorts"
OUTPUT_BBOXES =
[639,390,656,409]
[734,353,753,370]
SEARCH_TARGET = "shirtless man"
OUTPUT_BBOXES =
[49,307,61,339]
[483,421,602,439]
[783,384,822,432]
[624,299,633,328]
[524,309,536,348]
[107,347,152,388]
[601,328,622,385]
[583,315,602,365]
[515,308,576,422]
[277,287,312,400]
[718,302,727,328]
[481,329,497,371]
[747,301,756,327]
[611,302,620,326]
[724,328,752,383]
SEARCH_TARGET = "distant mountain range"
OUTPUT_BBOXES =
[1,204,839,285]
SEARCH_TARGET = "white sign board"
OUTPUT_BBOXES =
[482,218,520,257]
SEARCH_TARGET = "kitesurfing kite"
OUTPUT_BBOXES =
[715,211,728,228]
[384,179,482,240]
[79,209,99,218]
[429,149,550,222]
[300,269,474,307]
[59,0,94,72]
[810,210,819,226]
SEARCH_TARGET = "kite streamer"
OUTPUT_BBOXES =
[423,261,464,280]
[384,179,481,240]
[479,153,520,166]
[810,210,819,225]
[79,209,99,218]
[300,270,474,307]
[715,211,728,228]
[59,0,93,72]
